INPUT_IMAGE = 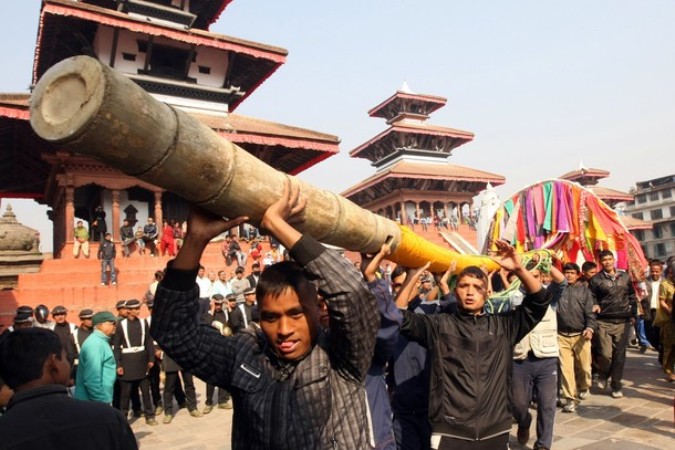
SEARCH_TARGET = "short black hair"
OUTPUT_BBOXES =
[562,262,580,273]
[256,261,317,305]
[456,266,488,289]
[0,328,64,389]
[649,259,663,267]
[581,261,597,272]
[598,250,614,260]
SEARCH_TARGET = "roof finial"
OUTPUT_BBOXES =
[399,81,415,94]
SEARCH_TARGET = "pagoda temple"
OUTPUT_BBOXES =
[342,84,505,249]
[0,0,340,257]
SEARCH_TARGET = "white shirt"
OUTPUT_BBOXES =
[650,280,661,309]
[196,276,212,298]
[211,280,232,297]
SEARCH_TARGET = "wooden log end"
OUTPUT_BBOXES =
[30,55,105,144]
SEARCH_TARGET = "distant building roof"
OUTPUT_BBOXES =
[588,186,633,202]
[559,167,610,186]
[619,215,653,231]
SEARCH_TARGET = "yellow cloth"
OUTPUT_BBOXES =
[390,225,500,274]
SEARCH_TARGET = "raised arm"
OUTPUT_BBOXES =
[490,240,549,343]
[361,243,401,368]
[151,206,248,388]
[260,179,379,381]
[395,263,430,309]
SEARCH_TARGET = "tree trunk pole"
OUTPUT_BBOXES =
[30,56,498,273]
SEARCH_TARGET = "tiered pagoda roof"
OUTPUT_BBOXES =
[343,84,504,205]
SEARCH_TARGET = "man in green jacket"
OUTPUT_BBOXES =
[74,311,117,403]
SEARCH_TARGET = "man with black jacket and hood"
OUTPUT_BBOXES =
[399,240,549,450]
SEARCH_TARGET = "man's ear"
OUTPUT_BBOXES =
[44,353,59,382]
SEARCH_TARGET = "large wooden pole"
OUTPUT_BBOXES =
[30,56,498,272]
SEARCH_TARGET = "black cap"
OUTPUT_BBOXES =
[125,299,141,309]
[243,287,256,295]
[145,299,154,308]
[115,300,127,310]
[51,305,67,315]
[79,309,94,319]
[16,305,34,316]
[225,294,237,302]
[14,313,33,324]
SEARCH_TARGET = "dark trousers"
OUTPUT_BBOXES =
[205,383,230,406]
[512,356,557,450]
[438,433,508,450]
[148,364,161,408]
[164,371,197,415]
[113,379,140,411]
[597,320,631,390]
[645,309,660,349]
[120,377,154,419]
[393,411,431,450]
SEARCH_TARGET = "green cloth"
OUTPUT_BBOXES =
[542,181,553,232]
[74,226,89,241]
[74,330,116,404]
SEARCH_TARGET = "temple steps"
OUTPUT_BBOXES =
[0,239,269,326]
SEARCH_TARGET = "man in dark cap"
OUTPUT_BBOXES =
[210,294,229,330]
[112,300,141,414]
[115,300,128,320]
[73,309,95,382]
[203,294,232,413]
[51,305,77,369]
[16,305,34,318]
[75,312,117,404]
[0,313,33,337]
[113,299,157,425]
[229,287,256,333]
[0,328,138,449]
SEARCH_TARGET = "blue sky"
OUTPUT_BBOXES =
[2,1,675,252]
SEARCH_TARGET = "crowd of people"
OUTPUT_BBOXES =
[1,185,674,449]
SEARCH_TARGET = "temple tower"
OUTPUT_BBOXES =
[342,84,505,249]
